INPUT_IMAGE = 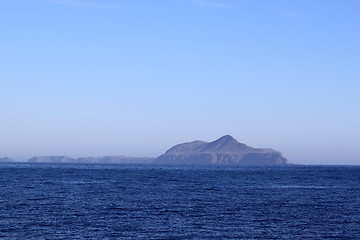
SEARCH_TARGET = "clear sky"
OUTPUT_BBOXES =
[1,0,359,164]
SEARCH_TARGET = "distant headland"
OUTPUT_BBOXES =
[28,156,153,164]
[1,135,291,165]
[0,158,15,163]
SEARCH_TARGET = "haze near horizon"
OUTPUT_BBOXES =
[1,0,359,165]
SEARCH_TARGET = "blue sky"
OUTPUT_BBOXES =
[1,0,359,164]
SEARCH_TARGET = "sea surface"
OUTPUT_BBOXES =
[0,163,359,239]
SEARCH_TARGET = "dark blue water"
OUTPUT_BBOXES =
[1,163,359,239]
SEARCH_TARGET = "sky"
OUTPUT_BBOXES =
[1,0,359,164]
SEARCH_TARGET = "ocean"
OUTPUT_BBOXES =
[0,163,359,239]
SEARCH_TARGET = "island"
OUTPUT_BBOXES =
[154,135,291,165]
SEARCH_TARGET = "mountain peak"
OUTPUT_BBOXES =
[216,135,238,143]
[200,135,249,153]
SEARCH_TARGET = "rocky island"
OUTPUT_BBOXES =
[154,135,290,165]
